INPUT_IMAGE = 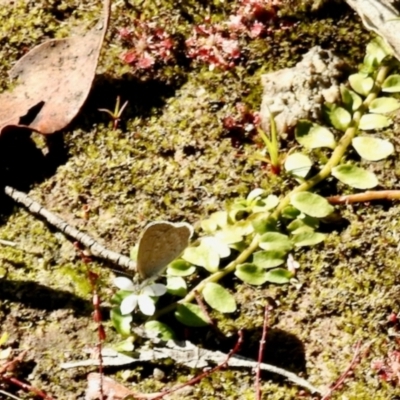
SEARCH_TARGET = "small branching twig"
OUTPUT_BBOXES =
[4,186,137,272]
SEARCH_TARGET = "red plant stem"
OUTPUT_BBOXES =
[256,305,270,400]
[0,351,27,375]
[321,340,362,400]
[328,191,400,204]
[75,243,105,400]
[2,375,54,400]
[146,330,244,400]
[194,290,215,327]
[0,351,54,399]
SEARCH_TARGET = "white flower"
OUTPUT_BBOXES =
[113,277,167,316]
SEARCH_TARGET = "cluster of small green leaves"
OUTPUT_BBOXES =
[192,188,330,288]
[288,37,399,189]
[112,188,333,335]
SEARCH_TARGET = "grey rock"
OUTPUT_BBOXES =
[260,46,349,134]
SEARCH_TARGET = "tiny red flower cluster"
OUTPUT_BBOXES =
[185,0,279,69]
[371,312,400,384]
[371,350,400,384]
[228,0,279,38]
[118,1,284,71]
[118,20,175,70]
[223,103,260,133]
[186,18,241,71]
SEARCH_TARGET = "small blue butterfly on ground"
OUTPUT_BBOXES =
[114,221,194,316]
[136,221,194,280]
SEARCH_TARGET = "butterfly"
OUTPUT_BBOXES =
[136,221,194,280]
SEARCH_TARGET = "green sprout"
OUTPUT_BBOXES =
[256,110,281,175]
[98,95,128,130]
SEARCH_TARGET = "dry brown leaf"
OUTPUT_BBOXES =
[86,373,169,400]
[86,373,135,400]
[0,0,111,135]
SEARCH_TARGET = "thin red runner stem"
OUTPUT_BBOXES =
[256,305,270,400]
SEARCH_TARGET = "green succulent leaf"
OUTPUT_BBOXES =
[382,75,400,93]
[287,216,319,233]
[203,236,231,257]
[284,153,313,178]
[259,232,293,252]
[359,114,392,130]
[235,263,269,285]
[166,276,187,297]
[129,245,138,262]
[366,37,393,64]
[362,54,380,73]
[175,303,209,327]
[110,307,132,337]
[295,121,336,149]
[211,211,229,227]
[215,226,246,244]
[247,188,266,201]
[0,332,8,347]
[340,85,362,111]
[253,250,286,269]
[292,231,326,247]
[281,206,301,219]
[167,259,196,277]
[144,321,176,340]
[257,194,280,212]
[182,241,220,273]
[202,211,229,233]
[201,218,217,233]
[113,337,135,352]
[329,106,352,131]
[349,73,374,96]
[290,192,334,218]
[332,165,378,189]
[250,214,277,235]
[352,137,394,161]
[369,97,400,114]
[265,268,293,284]
[202,282,237,313]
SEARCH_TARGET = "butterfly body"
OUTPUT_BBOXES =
[136,221,193,279]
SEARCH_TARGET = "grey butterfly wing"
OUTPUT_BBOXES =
[137,221,193,279]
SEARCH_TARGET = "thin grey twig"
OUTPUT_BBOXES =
[4,185,137,272]
[62,340,323,395]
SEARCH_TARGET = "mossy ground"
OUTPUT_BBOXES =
[0,0,400,398]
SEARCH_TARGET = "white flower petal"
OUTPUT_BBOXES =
[120,294,138,315]
[138,295,156,316]
[143,283,167,297]
[113,277,136,291]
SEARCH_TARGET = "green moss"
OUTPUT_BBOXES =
[1,0,399,398]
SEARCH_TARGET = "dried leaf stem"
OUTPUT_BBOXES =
[328,190,400,204]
